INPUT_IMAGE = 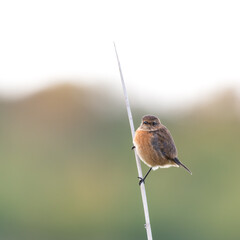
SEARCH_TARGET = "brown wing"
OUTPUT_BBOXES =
[151,127,177,160]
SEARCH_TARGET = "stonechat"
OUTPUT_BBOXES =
[133,115,192,185]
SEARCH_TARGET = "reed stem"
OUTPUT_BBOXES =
[114,42,153,240]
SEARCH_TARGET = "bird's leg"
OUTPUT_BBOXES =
[138,167,152,185]
[131,145,136,150]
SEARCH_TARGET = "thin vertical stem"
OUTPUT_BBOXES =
[114,42,153,240]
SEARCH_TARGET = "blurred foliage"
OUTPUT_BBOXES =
[0,83,239,240]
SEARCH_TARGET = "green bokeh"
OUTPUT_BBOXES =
[0,84,239,240]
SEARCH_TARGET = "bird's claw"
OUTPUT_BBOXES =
[138,177,145,185]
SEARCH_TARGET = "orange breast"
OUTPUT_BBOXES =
[134,129,167,167]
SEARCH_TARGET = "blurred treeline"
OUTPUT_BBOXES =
[0,83,239,240]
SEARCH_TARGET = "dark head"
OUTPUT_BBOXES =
[139,115,161,131]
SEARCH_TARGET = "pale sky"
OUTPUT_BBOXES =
[0,0,240,109]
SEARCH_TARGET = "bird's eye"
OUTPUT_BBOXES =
[152,122,156,126]
[143,121,148,124]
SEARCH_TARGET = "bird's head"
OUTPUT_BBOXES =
[139,115,161,131]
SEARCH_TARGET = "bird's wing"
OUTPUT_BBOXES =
[151,127,177,160]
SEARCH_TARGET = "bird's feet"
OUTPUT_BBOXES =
[138,177,145,185]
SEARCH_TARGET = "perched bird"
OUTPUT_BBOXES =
[133,115,192,185]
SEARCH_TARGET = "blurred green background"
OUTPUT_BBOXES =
[0,83,239,240]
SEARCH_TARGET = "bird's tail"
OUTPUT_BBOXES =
[174,158,192,175]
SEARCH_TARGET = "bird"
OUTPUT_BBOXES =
[133,115,192,185]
